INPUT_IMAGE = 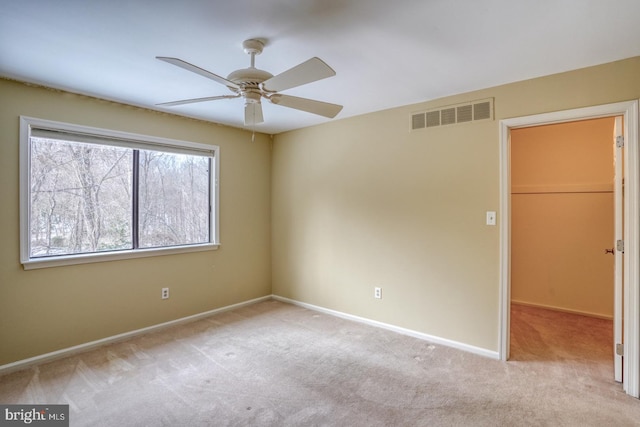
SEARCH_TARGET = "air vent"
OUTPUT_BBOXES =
[457,105,472,123]
[410,98,494,131]
[474,101,491,120]
[412,113,426,130]
[441,108,456,125]
[426,111,440,127]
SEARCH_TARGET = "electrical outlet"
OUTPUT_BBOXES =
[161,288,169,300]
[374,287,382,299]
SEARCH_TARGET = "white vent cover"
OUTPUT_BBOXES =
[411,98,494,131]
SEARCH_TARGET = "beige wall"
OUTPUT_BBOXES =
[2,56,639,364]
[0,79,272,365]
[511,118,615,318]
[272,56,640,352]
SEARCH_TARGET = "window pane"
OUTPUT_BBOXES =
[30,137,133,257]
[138,150,210,248]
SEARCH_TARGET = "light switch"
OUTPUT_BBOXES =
[486,211,496,226]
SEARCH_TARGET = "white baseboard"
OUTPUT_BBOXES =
[1,293,500,375]
[272,295,499,360]
[0,295,272,375]
[511,300,613,320]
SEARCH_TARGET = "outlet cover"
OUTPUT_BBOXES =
[161,288,169,299]
[374,287,382,299]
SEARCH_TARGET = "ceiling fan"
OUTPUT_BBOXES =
[156,39,343,126]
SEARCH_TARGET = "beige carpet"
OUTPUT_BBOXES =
[1,299,640,426]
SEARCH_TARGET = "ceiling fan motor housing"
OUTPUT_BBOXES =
[226,67,273,86]
[226,67,273,102]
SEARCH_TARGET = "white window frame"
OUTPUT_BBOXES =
[20,116,220,270]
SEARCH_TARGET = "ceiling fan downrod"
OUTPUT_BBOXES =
[242,39,264,68]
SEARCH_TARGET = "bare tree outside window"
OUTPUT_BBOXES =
[24,122,216,267]
[30,138,132,257]
[139,151,210,248]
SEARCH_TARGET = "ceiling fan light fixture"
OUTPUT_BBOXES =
[244,90,262,104]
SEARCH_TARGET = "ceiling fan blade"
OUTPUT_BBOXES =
[157,94,240,107]
[262,57,336,92]
[245,102,264,126]
[156,56,239,89]
[270,94,343,118]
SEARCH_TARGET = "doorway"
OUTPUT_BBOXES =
[510,118,615,319]
[509,117,615,375]
[498,100,640,398]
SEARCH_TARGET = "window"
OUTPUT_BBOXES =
[20,117,219,269]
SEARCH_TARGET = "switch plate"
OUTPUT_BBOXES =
[486,211,496,226]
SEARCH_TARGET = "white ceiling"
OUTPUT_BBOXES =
[1,0,639,134]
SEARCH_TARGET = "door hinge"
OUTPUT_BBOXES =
[616,135,624,148]
[616,343,624,356]
[617,239,624,253]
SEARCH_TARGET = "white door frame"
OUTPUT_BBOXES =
[498,100,640,398]
[614,115,624,382]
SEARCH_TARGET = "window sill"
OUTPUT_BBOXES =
[22,243,219,270]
